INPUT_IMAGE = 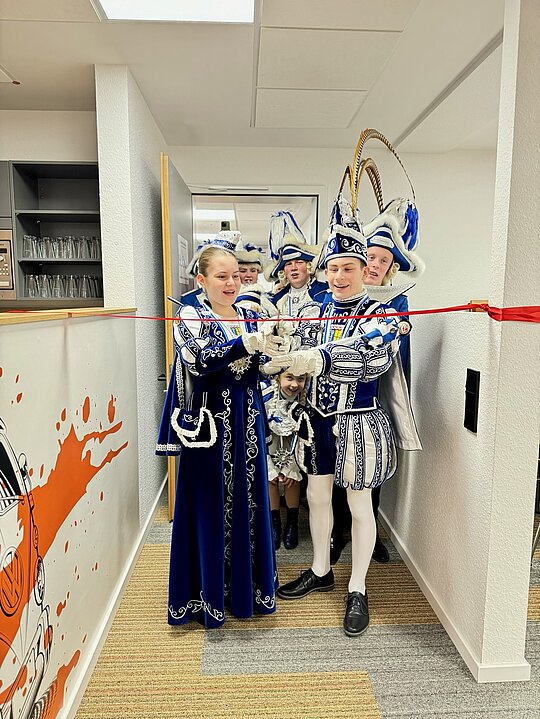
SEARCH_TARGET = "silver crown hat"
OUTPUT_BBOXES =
[186,230,242,277]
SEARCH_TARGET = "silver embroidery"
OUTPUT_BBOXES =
[254,588,276,609]
[230,355,252,380]
[169,591,224,622]
[215,390,233,560]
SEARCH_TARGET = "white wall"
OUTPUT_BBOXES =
[168,145,496,309]
[0,110,97,161]
[95,65,168,526]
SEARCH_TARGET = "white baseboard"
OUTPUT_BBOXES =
[378,510,531,684]
[63,474,168,719]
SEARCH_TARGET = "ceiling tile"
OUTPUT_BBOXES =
[261,0,420,31]
[258,28,400,90]
[399,46,501,152]
[0,0,99,22]
[255,88,366,129]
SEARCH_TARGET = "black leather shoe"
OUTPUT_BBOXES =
[271,510,281,550]
[343,591,369,636]
[277,568,335,600]
[372,535,389,563]
[282,508,299,550]
[330,534,344,565]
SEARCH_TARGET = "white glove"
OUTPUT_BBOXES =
[264,334,291,356]
[263,349,323,376]
[272,315,298,338]
[243,330,290,356]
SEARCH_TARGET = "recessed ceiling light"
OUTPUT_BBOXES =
[96,0,254,23]
[193,209,236,221]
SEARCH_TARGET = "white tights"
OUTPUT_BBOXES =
[307,474,376,595]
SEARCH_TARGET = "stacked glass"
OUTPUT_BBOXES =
[22,235,101,260]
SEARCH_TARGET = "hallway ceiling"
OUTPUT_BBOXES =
[0,0,504,151]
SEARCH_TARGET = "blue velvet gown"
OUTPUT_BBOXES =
[156,299,277,628]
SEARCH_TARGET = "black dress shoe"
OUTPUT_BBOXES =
[277,568,334,600]
[372,535,389,563]
[343,591,369,636]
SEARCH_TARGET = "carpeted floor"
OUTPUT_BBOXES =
[76,497,540,719]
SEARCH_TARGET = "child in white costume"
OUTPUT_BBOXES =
[265,370,310,550]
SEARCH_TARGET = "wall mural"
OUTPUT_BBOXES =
[0,320,139,719]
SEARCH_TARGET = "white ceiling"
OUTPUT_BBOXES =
[0,0,505,151]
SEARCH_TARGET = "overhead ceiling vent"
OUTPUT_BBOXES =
[0,63,19,84]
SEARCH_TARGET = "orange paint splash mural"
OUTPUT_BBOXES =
[31,651,80,719]
[1,387,128,719]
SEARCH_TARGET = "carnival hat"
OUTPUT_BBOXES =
[235,241,265,269]
[363,199,424,277]
[265,238,320,280]
[186,230,242,277]
[319,224,367,268]
[318,193,367,268]
[265,210,318,280]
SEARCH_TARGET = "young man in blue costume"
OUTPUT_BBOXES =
[265,209,420,637]
[265,211,327,317]
[330,219,424,565]
[156,235,290,629]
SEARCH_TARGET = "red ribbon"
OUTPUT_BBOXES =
[484,305,540,323]
[4,303,540,323]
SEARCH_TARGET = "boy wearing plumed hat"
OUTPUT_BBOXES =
[266,211,328,316]
[265,201,420,637]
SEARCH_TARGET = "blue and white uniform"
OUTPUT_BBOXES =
[293,292,400,489]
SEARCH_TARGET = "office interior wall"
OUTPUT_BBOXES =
[95,65,168,526]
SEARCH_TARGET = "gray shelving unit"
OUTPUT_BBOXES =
[5,161,103,309]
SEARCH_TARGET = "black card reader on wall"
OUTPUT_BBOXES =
[464,369,480,433]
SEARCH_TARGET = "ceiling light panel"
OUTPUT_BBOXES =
[255,88,366,129]
[258,28,400,90]
[98,0,254,23]
[261,0,420,31]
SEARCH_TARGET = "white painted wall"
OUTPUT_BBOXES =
[0,110,97,161]
[95,65,168,526]
[168,145,496,309]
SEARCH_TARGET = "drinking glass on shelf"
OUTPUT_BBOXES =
[51,237,61,259]
[37,274,51,298]
[80,274,91,299]
[35,237,45,259]
[26,274,37,298]
[42,236,52,259]
[64,236,75,260]
[23,235,34,258]
[51,274,64,298]
[66,274,78,299]
[91,236,101,260]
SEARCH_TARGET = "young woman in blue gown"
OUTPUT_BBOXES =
[157,244,285,628]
